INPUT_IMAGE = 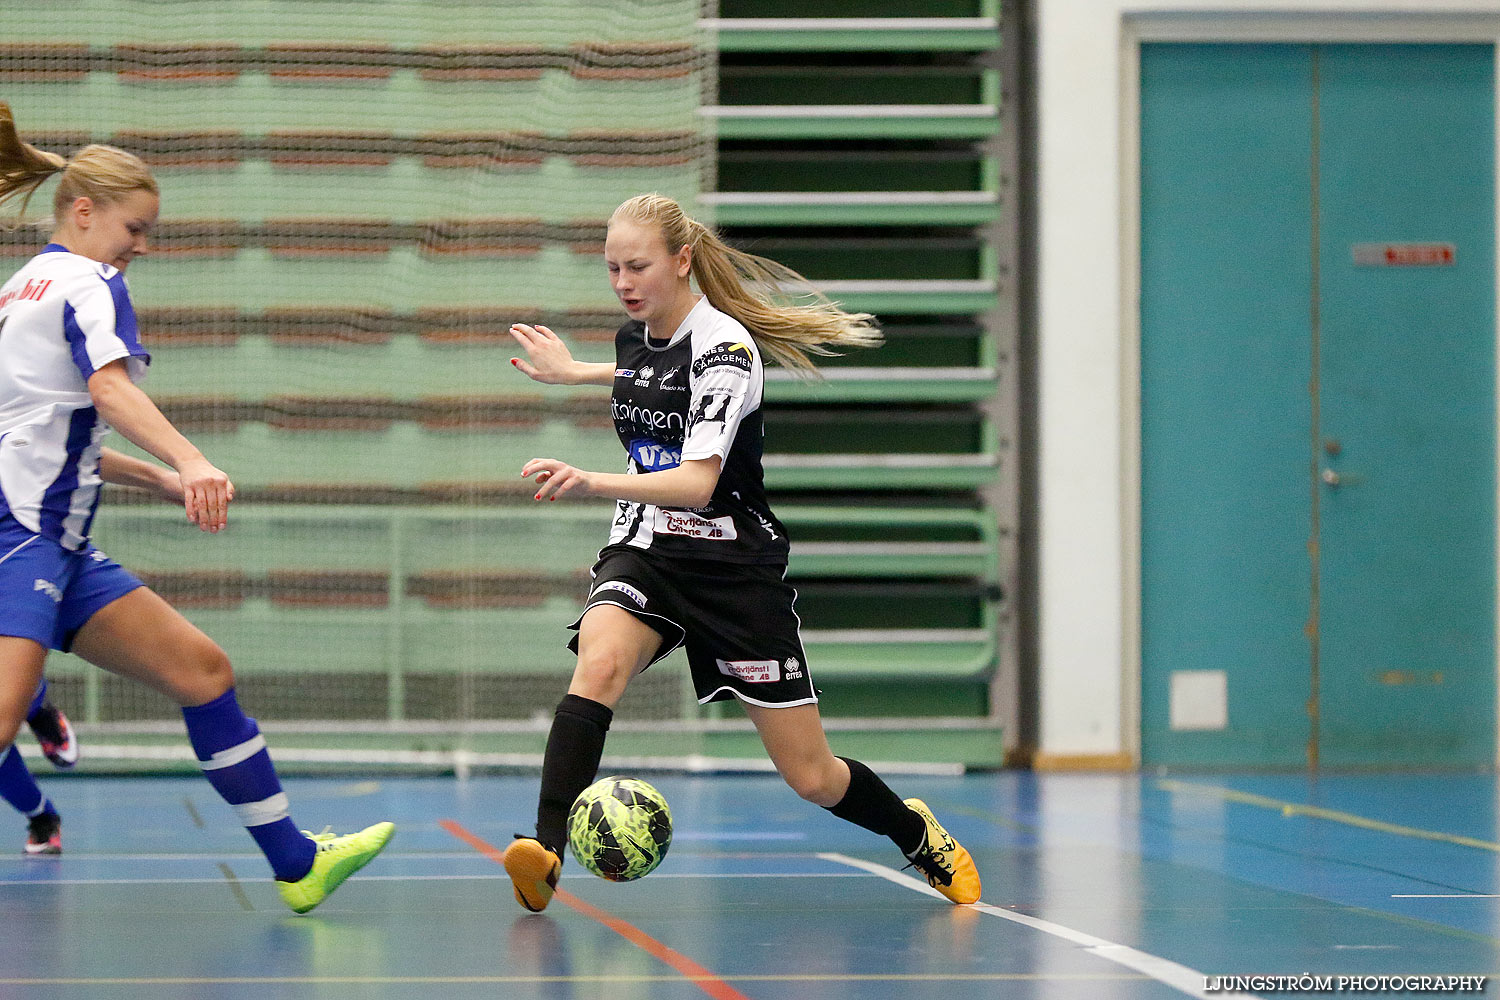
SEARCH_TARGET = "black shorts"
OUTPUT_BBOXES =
[567,546,817,708]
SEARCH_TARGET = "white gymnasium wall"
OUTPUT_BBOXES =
[1034,0,1500,765]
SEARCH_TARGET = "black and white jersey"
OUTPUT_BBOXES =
[605,296,789,564]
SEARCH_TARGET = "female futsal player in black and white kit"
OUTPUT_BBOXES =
[502,193,982,911]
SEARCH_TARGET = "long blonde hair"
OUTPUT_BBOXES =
[610,193,881,378]
[0,102,158,229]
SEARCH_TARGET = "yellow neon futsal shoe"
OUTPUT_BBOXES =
[903,798,982,904]
[276,821,395,914]
[503,836,562,912]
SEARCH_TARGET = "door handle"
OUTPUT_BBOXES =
[1321,468,1365,488]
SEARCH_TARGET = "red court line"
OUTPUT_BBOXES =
[440,820,751,1000]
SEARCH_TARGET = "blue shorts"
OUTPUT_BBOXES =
[0,515,144,652]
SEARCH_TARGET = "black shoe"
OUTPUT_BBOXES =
[26,702,77,769]
[25,812,60,856]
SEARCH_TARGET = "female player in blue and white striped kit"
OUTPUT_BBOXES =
[0,102,392,911]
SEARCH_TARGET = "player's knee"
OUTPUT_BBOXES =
[174,638,234,706]
[781,760,844,807]
[571,646,637,705]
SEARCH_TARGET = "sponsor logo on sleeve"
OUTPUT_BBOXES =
[592,580,648,608]
[629,438,682,471]
[615,368,636,379]
[653,508,737,540]
[716,658,782,684]
[691,341,753,378]
[687,392,733,431]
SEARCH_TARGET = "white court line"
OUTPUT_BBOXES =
[0,871,875,887]
[35,852,512,862]
[11,849,845,863]
[1392,894,1500,898]
[0,875,509,887]
[16,743,963,777]
[820,853,1266,1000]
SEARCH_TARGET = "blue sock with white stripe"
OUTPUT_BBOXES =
[182,688,315,882]
[0,743,53,819]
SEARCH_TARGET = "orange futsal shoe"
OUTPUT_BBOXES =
[504,837,563,912]
[902,798,982,904]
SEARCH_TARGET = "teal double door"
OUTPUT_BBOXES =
[1140,43,1496,767]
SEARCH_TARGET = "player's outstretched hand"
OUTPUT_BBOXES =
[522,458,592,501]
[177,456,234,532]
[510,324,577,385]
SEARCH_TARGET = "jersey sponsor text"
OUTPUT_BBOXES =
[592,579,648,608]
[716,658,782,684]
[629,438,681,471]
[0,278,53,310]
[654,508,737,540]
[690,342,753,378]
[613,398,685,434]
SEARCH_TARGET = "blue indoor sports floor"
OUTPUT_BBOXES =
[2,771,1498,998]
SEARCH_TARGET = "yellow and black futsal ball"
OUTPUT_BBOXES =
[567,776,673,881]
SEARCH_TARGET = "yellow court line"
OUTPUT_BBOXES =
[1157,779,1500,852]
[0,974,1149,986]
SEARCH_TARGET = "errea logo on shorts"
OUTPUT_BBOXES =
[592,580,647,608]
[783,658,803,680]
[717,658,781,684]
[33,579,62,603]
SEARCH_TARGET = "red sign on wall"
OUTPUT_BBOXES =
[1352,243,1456,267]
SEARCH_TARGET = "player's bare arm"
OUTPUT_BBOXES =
[97,447,184,503]
[523,455,721,507]
[86,359,233,532]
[509,323,615,386]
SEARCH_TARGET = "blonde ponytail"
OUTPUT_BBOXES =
[0,102,157,230]
[0,102,67,227]
[610,194,882,379]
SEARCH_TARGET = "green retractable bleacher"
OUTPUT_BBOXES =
[6,0,1011,766]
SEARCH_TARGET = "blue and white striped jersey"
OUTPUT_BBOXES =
[0,244,150,550]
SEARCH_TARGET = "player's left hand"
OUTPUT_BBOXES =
[177,456,235,532]
[522,458,592,501]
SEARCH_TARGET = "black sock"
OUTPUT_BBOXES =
[535,693,613,857]
[825,756,926,856]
